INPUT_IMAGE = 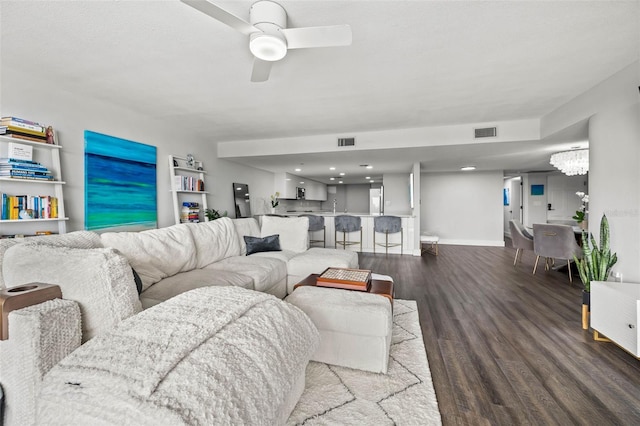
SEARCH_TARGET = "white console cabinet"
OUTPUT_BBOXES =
[591,280,640,357]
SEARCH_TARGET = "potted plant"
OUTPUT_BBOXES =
[572,191,589,229]
[574,214,618,330]
[204,208,227,221]
[270,192,280,213]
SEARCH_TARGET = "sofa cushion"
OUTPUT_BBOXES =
[232,218,261,255]
[0,231,102,289]
[244,234,281,255]
[139,268,254,309]
[185,218,242,268]
[251,249,299,264]
[205,256,287,293]
[3,245,142,342]
[101,224,197,291]
[261,216,309,253]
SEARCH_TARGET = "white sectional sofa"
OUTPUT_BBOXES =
[0,215,359,425]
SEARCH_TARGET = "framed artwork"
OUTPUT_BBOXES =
[503,188,510,206]
[530,184,544,196]
[84,130,157,231]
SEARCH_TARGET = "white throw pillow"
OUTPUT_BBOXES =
[3,245,142,342]
[261,216,309,253]
[185,218,242,268]
[101,224,197,291]
[232,218,261,255]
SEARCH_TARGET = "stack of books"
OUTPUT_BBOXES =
[0,158,54,180]
[1,194,59,220]
[180,202,200,223]
[0,117,49,143]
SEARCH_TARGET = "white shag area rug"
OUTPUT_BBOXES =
[287,299,442,425]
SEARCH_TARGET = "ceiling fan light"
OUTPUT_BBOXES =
[250,32,287,61]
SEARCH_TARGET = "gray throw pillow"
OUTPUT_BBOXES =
[244,234,281,256]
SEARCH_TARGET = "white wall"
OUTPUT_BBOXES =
[522,173,548,228]
[421,171,504,246]
[382,173,411,215]
[1,67,274,230]
[542,61,640,282]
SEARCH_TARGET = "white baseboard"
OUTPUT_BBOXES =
[439,239,505,247]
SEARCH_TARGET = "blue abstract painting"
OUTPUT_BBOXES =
[84,131,157,231]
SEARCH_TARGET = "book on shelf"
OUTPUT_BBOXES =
[1,194,58,220]
[316,267,372,291]
[0,119,46,135]
[1,116,43,127]
[174,175,204,191]
[0,162,50,171]
[1,132,47,143]
[180,202,200,223]
[0,157,41,165]
[6,142,33,162]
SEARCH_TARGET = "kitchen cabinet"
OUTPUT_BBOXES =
[274,172,326,201]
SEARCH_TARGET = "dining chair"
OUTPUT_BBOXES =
[300,214,325,247]
[373,215,403,255]
[334,215,362,251]
[532,223,583,283]
[509,219,534,266]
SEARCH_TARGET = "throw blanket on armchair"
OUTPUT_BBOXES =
[37,286,319,425]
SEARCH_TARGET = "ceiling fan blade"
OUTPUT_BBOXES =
[282,25,352,49]
[251,58,272,82]
[181,0,259,35]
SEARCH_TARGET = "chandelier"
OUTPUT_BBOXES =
[550,149,589,176]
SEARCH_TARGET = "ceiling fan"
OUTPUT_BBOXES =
[181,0,353,82]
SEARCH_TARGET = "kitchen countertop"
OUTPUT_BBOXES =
[280,211,415,218]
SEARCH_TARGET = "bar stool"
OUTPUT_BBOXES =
[334,215,362,251]
[373,216,403,255]
[301,214,325,247]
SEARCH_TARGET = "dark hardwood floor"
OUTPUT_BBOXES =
[358,243,640,426]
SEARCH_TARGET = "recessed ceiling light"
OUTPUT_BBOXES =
[365,176,370,179]
[339,172,345,176]
[366,165,373,169]
[370,180,375,183]
[338,181,343,184]
[461,166,476,171]
[236,187,242,190]
[295,168,301,172]
[299,181,304,184]
[330,177,335,181]
[329,167,336,170]
[285,178,291,181]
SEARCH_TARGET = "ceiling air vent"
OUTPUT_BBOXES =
[338,137,356,147]
[474,127,497,138]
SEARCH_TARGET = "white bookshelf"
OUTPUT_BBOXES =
[168,154,208,225]
[0,136,68,236]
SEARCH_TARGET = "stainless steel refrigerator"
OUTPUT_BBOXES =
[369,187,384,215]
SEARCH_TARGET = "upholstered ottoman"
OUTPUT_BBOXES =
[286,248,359,294]
[286,284,393,374]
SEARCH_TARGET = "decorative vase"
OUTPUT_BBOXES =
[271,207,276,214]
[581,290,590,330]
[579,220,588,230]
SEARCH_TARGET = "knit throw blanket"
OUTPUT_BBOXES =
[37,286,319,425]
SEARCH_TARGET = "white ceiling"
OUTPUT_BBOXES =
[2,1,638,182]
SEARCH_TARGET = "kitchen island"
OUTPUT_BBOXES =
[276,211,416,255]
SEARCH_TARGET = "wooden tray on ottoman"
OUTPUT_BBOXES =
[294,272,394,303]
[316,267,372,291]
